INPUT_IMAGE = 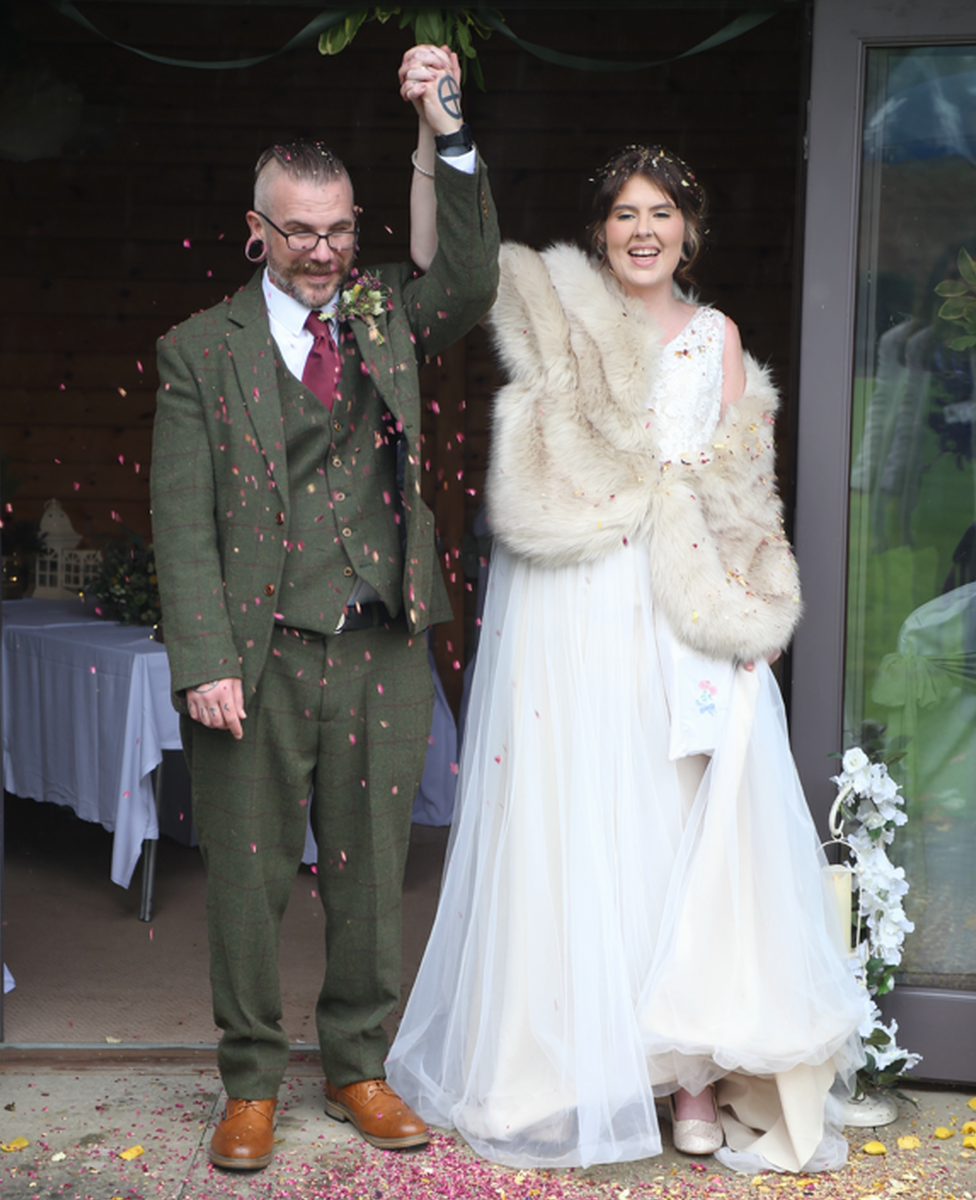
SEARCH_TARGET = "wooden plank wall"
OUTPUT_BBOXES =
[0,2,806,701]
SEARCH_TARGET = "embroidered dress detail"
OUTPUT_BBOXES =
[650,306,724,462]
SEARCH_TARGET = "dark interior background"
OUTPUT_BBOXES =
[0,0,808,703]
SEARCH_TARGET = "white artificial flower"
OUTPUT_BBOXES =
[857,996,881,1040]
[883,805,908,828]
[832,746,920,1086]
[848,829,877,859]
[868,764,900,802]
[865,1017,923,1072]
[843,747,870,774]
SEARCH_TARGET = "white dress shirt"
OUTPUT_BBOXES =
[264,148,476,382]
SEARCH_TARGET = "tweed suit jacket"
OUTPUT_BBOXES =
[151,157,499,712]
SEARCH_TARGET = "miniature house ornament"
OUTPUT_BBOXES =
[32,498,100,599]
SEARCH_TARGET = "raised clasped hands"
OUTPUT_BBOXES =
[399,43,463,136]
[186,677,246,739]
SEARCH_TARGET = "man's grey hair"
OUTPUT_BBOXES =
[253,141,350,211]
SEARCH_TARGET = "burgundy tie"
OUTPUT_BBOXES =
[302,311,341,411]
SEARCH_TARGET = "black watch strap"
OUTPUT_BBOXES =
[434,123,473,157]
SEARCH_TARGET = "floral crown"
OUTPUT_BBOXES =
[591,144,705,213]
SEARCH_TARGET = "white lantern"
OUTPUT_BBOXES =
[822,783,860,957]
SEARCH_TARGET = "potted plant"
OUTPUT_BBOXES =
[86,533,162,632]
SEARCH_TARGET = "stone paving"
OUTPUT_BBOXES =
[1,1051,974,1199]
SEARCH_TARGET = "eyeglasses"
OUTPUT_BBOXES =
[256,211,358,252]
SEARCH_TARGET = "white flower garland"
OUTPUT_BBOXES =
[831,747,922,1089]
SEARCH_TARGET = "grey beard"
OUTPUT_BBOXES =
[267,259,355,310]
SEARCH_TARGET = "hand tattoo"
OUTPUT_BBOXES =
[437,75,462,120]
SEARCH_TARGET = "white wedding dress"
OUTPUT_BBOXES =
[387,307,865,1172]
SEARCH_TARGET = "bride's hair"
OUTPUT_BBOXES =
[587,144,708,284]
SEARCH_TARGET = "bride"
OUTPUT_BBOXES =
[387,47,866,1173]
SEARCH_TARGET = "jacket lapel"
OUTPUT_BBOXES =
[227,273,290,501]
[346,313,411,433]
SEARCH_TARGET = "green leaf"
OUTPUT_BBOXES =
[959,247,976,288]
[948,334,976,351]
[374,7,400,24]
[469,52,485,91]
[456,18,474,57]
[318,11,368,56]
[469,8,501,39]
[414,10,446,47]
[876,1066,907,1087]
[865,1028,892,1047]
[318,26,347,56]
[938,295,976,322]
[935,279,969,297]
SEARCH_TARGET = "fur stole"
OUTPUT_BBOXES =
[485,241,802,662]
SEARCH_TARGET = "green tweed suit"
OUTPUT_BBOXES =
[151,158,499,1098]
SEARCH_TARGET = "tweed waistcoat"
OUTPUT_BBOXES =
[276,352,402,634]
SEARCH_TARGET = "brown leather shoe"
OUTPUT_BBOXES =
[323,1078,429,1149]
[209,1097,277,1169]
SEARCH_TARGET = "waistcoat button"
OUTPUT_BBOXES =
[343,566,354,577]
[341,527,352,538]
[264,583,275,596]
[275,511,285,525]
[334,491,346,502]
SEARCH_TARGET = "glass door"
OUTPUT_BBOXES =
[792,0,976,1080]
[847,46,976,997]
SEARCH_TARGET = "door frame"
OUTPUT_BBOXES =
[791,0,976,1081]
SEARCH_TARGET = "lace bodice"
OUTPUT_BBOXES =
[649,306,725,462]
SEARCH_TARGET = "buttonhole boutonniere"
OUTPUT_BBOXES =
[335,270,391,344]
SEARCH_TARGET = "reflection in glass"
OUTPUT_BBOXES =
[846,46,976,991]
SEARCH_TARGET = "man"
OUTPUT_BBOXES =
[150,46,498,1170]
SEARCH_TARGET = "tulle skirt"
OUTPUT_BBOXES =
[387,543,865,1171]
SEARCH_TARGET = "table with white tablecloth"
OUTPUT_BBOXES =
[2,598,181,890]
[2,599,460,900]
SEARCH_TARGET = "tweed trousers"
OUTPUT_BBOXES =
[182,617,433,1100]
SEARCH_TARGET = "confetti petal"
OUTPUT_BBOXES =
[862,1140,887,1155]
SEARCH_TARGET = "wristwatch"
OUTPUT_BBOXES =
[434,123,473,157]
